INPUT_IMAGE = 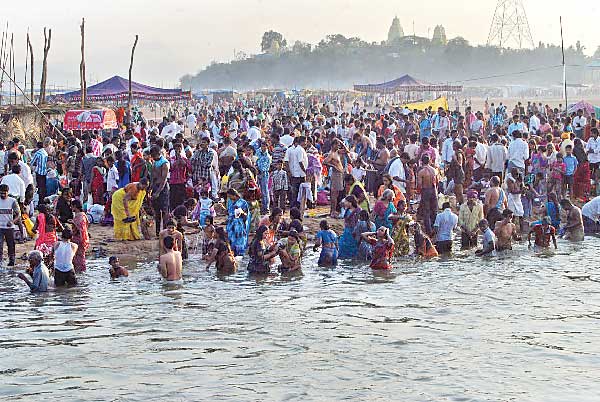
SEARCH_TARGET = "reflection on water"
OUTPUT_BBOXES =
[2,238,600,401]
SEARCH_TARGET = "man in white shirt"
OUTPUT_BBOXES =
[585,128,600,172]
[507,131,529,174]
[161,117,181,140]
[582,196,600,234]
[441,130,458,166]
[529,112,540,134]
[473,137,488,181]
[247,121,262,144]
[1,164,25,203]
[387,155,406,194]
[186,113,197,135]
[284,136,308,208]
[487,134,508,179]
[573,109,587,139]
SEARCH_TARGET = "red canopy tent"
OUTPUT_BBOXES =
[51,75,191,103]
[63,109,118,131]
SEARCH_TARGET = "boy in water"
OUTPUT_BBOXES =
[158,219,183,257]
[109,256,129,279]
[475,219,497,257]
[159,235,183,281]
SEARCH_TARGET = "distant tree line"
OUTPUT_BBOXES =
[180,31,595,91]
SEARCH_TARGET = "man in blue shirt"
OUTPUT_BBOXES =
[507,115,525,138]
[419,114,432,140]
[18,250,49,292]
[563,144,578,195]
[30,141,48,200]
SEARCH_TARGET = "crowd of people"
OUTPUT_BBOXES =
[10,97,600,292]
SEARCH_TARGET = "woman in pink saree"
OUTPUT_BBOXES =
[71,200,90,273]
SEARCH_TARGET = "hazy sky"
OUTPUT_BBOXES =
[2,0,597,90]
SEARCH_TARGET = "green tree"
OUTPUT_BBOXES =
[261,30,287,54]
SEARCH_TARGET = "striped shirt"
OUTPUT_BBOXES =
[30,148,48,176]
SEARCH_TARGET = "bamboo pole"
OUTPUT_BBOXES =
[128,34,138,125]
[0,22,7,105]
[11,33,16,103]
[27,32,34,102]
[80,18,86,109]
[39,27,51,105]
[24,29,28,105]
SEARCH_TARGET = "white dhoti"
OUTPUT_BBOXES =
[507,193,524,217]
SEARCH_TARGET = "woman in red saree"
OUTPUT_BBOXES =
[32,204,63,271]
[71,199,90,272]
[573,139,591,201]
[91,158,106,205]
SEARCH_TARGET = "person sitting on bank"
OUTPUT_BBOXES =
[17,250,50,292]
[109,256,129,279]
[158,235,183,281]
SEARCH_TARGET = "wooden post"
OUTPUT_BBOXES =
[11,33,16,103]
[24,30,28,105]
[0,23,6,105]
[128,34,138,125]
[27,33,34,102]
[80,18,86,109]
[39,27,52,105]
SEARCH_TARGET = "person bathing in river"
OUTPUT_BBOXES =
[528,216,557,250]
[559,199,584,242]
[494,209,519,251]
[18,250,49,293]
[158,235,183,281]
[159,219,183,257]
[361,226,395,270]
[109,256,129,279]
[277,229,302,273]
[313,220,338,267]
[475,219,497,257]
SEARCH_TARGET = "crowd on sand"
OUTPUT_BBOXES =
[9,97,600,292]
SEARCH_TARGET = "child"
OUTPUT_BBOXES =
[563,144,578,197]
[313,220,338,267]
[271,161,288,212]
[140,203,154,240]
[200,216,216,259]
[159,219,183,257]
[193,190,215,227]
[109,256,129,278]
[548,154,566,199]
[297,178,313,218]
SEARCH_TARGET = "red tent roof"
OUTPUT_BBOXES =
[52,76,191,102]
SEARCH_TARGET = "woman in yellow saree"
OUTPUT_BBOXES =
[111,179,149,240]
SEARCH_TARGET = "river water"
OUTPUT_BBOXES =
[1,238,600,401]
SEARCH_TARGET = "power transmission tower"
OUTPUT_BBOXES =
[487,0,535,49]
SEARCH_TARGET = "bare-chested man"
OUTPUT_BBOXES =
[559,199,584,241]
[484,176,507,230]
[159,219,183,256]
[150,145,170,237]
[417,154,438,235]
[158,235,183,281]
[323,139,347,218]
[494,209,519,251]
